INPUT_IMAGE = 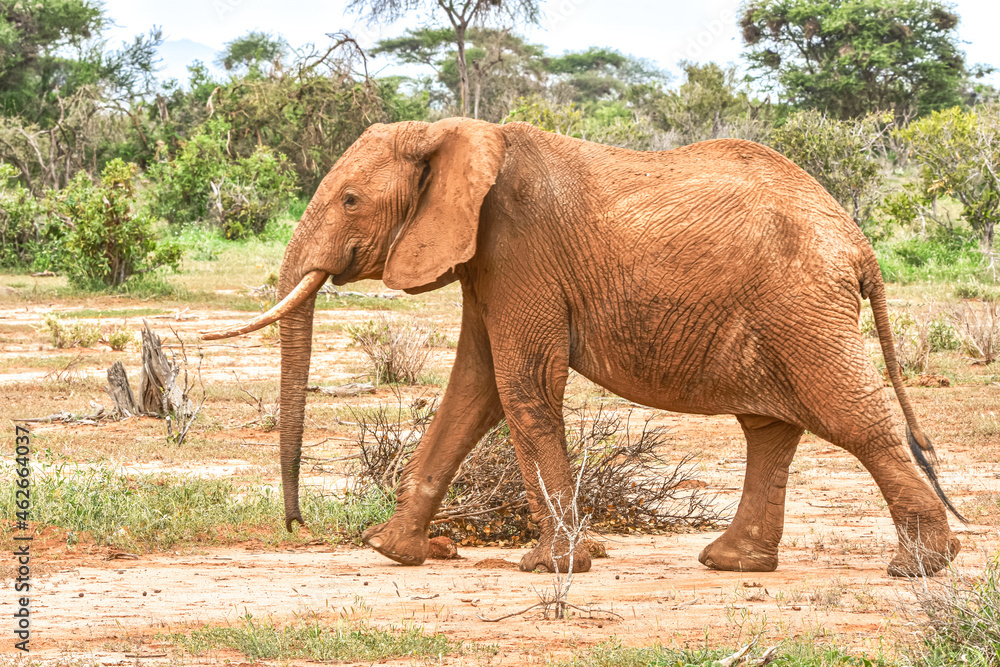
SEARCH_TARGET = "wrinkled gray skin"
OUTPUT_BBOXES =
[263,117,961,576]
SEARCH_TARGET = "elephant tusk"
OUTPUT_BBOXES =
[200,270,329,340]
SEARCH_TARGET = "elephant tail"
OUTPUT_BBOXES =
[864,274,968,524]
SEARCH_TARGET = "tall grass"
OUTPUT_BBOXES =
[913,552,1000,666]
[874,235,995,285]
[0,460,394,551]
[167,615,454,662]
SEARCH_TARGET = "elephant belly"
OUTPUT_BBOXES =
[567,309,768,417]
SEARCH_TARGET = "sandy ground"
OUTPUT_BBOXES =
[2,302,1000,665]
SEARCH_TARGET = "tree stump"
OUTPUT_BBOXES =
[105,360,140,418]
[137,320,192,417]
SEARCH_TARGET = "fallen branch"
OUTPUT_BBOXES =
[307,383,377,397]
[14,406,106,423]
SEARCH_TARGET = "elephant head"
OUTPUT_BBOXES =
[202,118,505,530]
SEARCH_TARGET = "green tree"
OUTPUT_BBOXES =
[628,62,752,144]
[770,110,892,229]
[376,27,544,120]
[895,105,1000,252]
[348,0,541,116]
[543,47,667,106]
[217,31,287,79]
[54,159,181,288]
[0,0,162,188]
[739,0,968,118]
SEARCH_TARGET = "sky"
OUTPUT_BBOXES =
[101,0,1000,87]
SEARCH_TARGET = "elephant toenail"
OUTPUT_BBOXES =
[367,537,382,548]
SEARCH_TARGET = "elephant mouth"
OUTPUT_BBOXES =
[199,270,330,340]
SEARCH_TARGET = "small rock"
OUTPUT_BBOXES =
[428,536,459,560]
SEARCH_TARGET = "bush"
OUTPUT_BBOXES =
[351,398,726,547]
[769,110,892,229]
[106,325,136,351]
[504,96,652,149]
[51,159,181,289]
[211,146,296,239]
[150,120,296,237]
[896,104,1000,253]
[42,315,101,349]
[928,314,961,352]
[910,553,1000,665]
[0,163,42,268]
[346,315,432,385]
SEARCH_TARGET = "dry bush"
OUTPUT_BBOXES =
[346,315,432,385]
[352,398,726,546]
[951,300,1000,365]
[233,372,280,431]
[892,311,931,377]
[901,551,1000,664]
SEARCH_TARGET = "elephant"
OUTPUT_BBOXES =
[203,117,964,577]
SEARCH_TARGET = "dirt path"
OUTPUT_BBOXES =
[21,480,999,665]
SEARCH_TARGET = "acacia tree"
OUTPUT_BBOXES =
[739,0,968,118]
[348,0,541,116]
[374,27,544,120]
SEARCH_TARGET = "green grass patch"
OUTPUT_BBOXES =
[227,293,412,313]
[0,354,79,370]
[560,639,896,666]
[875,235,995,286]
[0,460,394,551]
[165,615,455,662]
[57,308,166,319]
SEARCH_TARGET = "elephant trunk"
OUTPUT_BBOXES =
[277,266,323,531]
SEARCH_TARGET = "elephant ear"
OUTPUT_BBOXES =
[383,118,505,291]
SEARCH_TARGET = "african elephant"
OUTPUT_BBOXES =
[204,117,964,576]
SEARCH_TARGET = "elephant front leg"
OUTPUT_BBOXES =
[493,343,592,574]
[361,307,503,565]
[699,415,802,572]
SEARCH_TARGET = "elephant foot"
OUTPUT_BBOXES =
[887,535,960,577]
[698,534,779,572]
[361,521,428,566]
[519,540,593,574]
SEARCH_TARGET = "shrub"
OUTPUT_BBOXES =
[896,104,1000,253]
[51,159,181,289]
[211,146,296,239]
[890,311,931,377]
[951,301,1000,365]
[346,315,431,385]
[42,315,101,349]
[106,325,136,351]
[150,120,295,237]
[0,163,42,269]
[351,400,726,546]
[910,553,1000,665]
[928,314,961,352]
[768,110,892,230]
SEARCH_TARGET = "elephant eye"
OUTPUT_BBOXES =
[343,194,358,209]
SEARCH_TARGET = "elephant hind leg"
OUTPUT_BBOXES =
[699,415,802,572]
[796,369,959,576]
